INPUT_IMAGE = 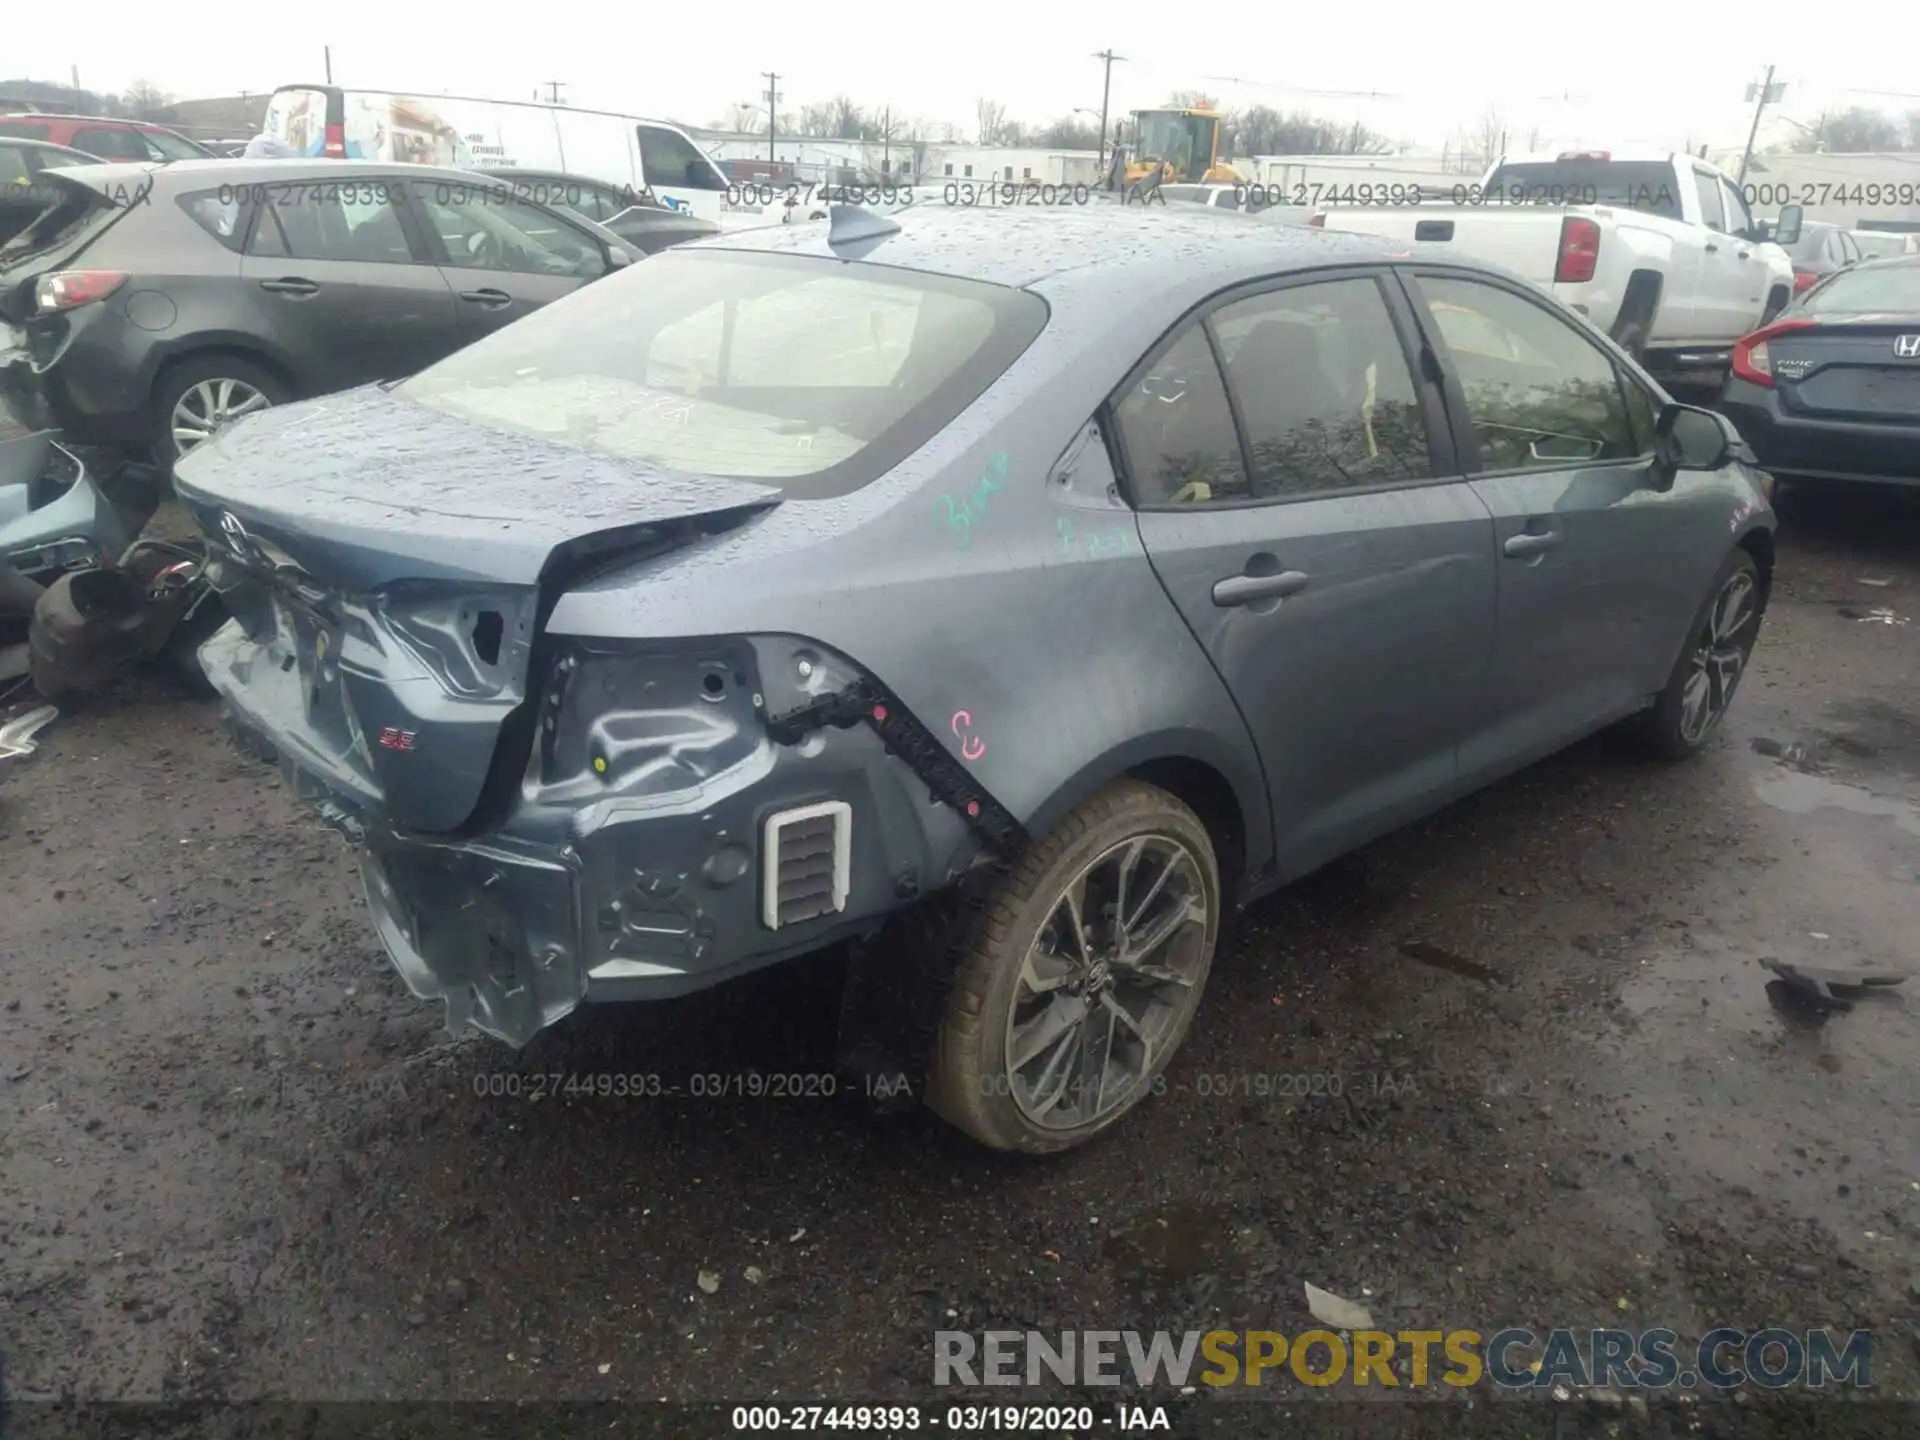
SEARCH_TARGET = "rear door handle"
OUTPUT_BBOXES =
[1212,570,1309,607]
[1503,531,1562,558]
[459,288,514,309]
[258,277,319,296]
[1704,242,1720,254]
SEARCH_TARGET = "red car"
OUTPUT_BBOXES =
[0,113,211,163]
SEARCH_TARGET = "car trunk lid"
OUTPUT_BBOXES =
[174,384,781,834]
[1772,316,1920,424]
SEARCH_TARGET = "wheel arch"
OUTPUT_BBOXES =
[1014,731,1271,908]
[148,340,299,407]
[1736,524,1775,607]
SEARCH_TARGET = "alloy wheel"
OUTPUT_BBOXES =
[171,378,270,456]
[1679,570,1758,743]
[1003,833,1209,1130]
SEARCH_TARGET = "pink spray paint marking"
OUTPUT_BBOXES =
[950,709,986,762]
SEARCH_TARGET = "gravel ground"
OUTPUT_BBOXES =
[2,483,1918,1436]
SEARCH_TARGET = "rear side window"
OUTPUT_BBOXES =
[179,190,247,251]
[249,183,416,264]
[1692,170,1726,233]
[1113,326,1250,505]
[636,124,726,192]
[1211,276,1432,497]
[399,249,1048,499]
[0,121,53,141]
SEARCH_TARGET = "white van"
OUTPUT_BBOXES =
[261,85,730,223]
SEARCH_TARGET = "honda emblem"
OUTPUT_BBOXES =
[1896,334,1920,359]
[377,727,417,752]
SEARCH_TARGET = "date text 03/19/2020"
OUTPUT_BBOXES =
[728,1403,1172,1432]
[724,181,1096,210]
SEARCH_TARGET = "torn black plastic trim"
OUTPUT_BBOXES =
[765,679,1030,856]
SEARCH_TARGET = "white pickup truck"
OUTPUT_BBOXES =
[1313,150,1804,384]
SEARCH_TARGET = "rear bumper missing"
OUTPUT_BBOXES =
[209,625,987,1048]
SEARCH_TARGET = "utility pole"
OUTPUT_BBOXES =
[323,47,332,84]
[1093,50,1124,167]
[540,81,566,105]
[882,106,891,176]
[1737,65,1783,186]
[763,71,780,165]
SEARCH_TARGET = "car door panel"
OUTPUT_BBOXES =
[1403,269,1705,778]
[239,180,462,394]
[1119,271,1499,880]
[408,180,607,343]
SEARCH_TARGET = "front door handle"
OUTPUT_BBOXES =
[459,288,514,309]
[258,277,319,296]
[1503,531,1562,558]
[1212,570,1309,607]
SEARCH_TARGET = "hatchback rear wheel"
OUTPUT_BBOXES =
[926,781,1220,1153]
[151,356,288,471]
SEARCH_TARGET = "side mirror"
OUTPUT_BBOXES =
[606,246,632,270]
[1651,402,1731,490]
[1772,204,1804,247]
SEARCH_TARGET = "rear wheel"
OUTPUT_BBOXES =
[150,356,288,472]
[926,781,1220,1153]
[1635,549,1764,758]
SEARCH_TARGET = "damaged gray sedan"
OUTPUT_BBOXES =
[174,204,1777,1152]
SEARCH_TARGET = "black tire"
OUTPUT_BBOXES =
[150,355,289,473]
[925,780,1220,1153]
[1634,549,1764,759]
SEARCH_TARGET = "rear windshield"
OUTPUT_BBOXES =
[399,249,1049,499]
[1800,262,1920,314]
[1482,161,1682,220]
[0,178,117,268]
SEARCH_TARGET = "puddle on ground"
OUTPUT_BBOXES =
[1750,768,1920,839]
[1102,1201,1234,1288]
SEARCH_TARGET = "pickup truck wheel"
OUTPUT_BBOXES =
[1635,549,1764,759]
[925,781,1220,1153]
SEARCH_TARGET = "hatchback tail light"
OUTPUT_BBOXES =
[1553,216,1601,284]
[323,122,346,158]
[35,270,130,314]
[1792,269,1820,293]
[1307,211,1326,228]
[1729,317,1817,388]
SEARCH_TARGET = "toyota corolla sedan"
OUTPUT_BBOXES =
[173,204,1776,1154]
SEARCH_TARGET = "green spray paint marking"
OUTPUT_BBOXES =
[934,452,1009,549]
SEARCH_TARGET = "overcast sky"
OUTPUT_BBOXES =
[16,4,1920,152]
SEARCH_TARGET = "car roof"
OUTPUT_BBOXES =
[47,157,539,190]
[0,112,175,132]
[701,202,1401,293]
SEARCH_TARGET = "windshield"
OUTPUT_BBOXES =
[143,128,212,160]
[398,250,1048,499]
[1482,160,1682,219]
[1800,262,1920,314]
[1136,113,1211,178]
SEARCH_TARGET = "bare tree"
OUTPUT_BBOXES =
[1034,116,1101,150]
[122,79,172,117]
[1793,105,1904,152]
[975,98,1007,146]
[828,95,866,140]
[797,101,835,138]
[1475,107,1506,168]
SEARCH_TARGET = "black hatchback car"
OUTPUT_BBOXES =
[0,159,646,469]
[1719,255,1920,490]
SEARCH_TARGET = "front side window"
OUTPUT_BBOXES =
[636,124,727,191]
[1211,276,1432,498]
[398,250,1047,498]
[410,181,605,279]
[1415,275,1637,471]
[1113,326,1250,505]
[1718,178,1754,236]
[179,189,247,251]
[249,183,415,264]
